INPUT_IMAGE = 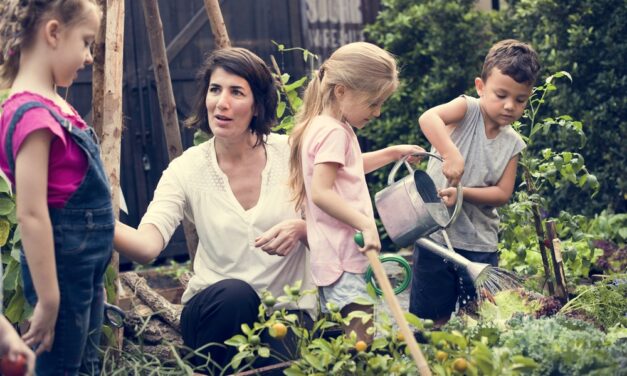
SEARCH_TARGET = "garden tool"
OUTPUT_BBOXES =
[354,232,432,376]
[374,152,463,248]
[375,153,499,289]
[104,302,126,328]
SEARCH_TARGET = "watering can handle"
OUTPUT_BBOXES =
[387,152,463,228]
[387,152,442,186]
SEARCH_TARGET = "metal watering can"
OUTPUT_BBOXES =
[375,152,463,247]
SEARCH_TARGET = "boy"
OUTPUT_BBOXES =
[409,39,540,325]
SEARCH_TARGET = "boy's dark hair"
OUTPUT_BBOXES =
[184,47,278,147]
[481,39,540,86]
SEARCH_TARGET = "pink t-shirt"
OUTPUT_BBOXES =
[0,92,88,208]
[301,115,373,286]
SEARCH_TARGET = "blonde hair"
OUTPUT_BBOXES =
[288,42,398,210]
[0,0,100,89]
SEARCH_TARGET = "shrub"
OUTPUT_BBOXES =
[494,0,627,214]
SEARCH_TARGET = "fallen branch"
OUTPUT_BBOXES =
[120,272,182,332]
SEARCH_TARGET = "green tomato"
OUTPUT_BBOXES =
[423,319,434,329]
[262,296,276,307]
[249,335,260,346]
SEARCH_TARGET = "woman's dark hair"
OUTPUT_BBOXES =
[184,47,278,146]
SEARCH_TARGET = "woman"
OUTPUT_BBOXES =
[115,48,315,372]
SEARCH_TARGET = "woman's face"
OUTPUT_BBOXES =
[205,67,256,141]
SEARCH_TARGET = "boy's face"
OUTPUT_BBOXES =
[475,68,533,128]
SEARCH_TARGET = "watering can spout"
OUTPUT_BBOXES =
[415,238,491,283]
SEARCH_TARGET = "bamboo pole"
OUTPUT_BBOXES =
[203,0,231,48]
[141,0,199,264]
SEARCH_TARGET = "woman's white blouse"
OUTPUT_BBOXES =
[140,133,315,313]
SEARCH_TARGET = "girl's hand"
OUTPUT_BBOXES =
[356,223,381,254]
[438,187,458,207]
[390,145,425,164]
[255,219,306,256]
[22,300,58,355]
[0,318,36,375]
[442,148,464,186]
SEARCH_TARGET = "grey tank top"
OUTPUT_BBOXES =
[426,95,526,252]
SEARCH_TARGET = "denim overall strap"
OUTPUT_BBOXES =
[4,101,71,175]
[8,101,114,375]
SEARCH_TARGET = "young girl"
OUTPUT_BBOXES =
[0,1,109,374]
[289,42,423,341]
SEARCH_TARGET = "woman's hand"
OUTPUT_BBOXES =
[438,187,458,207]
[255,219,306,256]
[22,299,58,355]
[0,317,36,375]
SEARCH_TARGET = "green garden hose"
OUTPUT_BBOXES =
[354,232,412,296]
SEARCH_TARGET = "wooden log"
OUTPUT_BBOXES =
[141,0,199,264]
[120,272,182,332]
[203,0,231,48]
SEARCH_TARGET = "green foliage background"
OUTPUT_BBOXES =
[363,0,625,218]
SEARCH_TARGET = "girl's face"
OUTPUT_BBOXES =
[205,67,256,142]
[337,87,386,129]
[51,5,100,87]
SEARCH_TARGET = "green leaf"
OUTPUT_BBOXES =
[257,346,270,358]
[4,286,26,323]
[0,176,10,194]
[0,197,15,216]
[225,334,247,347]
[2,258,20,291]
[0,218,10,246]
[284,76,308,92]
[277,101,286,118]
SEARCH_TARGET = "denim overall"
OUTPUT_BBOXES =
[5,101,114,375]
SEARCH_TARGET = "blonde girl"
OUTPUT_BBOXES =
[0,1,110,374]
[289,42,423,341]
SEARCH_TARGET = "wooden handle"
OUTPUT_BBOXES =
[365,250,432,375]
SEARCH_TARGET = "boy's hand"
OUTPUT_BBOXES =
[442,148,464,186]
[438,187,458,207]
[0,318,36,375]
[22,300,58,355]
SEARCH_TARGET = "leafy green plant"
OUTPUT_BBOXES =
[0,90,31,324]
[560,276,627,329]
[495,0,627,215]
[499,72,601,292]
[499,316,624,376]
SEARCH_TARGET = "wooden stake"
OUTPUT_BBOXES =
[203,0,231,48]
[524,171,555,294]
[546,221,568,301]
[91,0,106,138]
[100,0,125,347]
[365,250,432,376]
[141,0,199,264]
